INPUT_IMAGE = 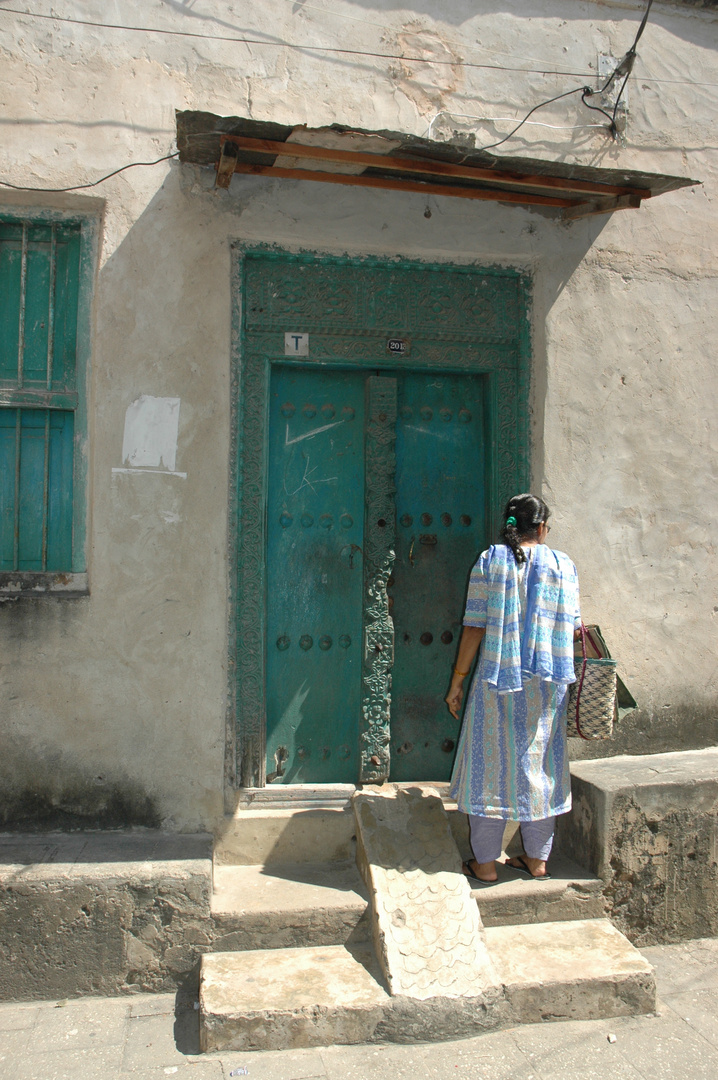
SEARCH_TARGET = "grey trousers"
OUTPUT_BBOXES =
[469,814,556,862]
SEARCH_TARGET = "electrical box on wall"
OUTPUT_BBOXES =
[598,53,629,135]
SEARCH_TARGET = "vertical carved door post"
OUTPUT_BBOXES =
[360,376,397,782]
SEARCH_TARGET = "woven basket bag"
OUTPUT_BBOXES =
[566,624,617,740]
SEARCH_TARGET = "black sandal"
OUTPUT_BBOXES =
[462,860,498,885]
[505,855,552,880]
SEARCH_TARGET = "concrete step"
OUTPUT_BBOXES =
[208,851,600,952]
[471,853,605,927]
[199,917,655,1052]
[210,861,369,950]
[485,918,655,1024]
[215,792,513,868]
[200,943,389,1052]
[213,806,356,866]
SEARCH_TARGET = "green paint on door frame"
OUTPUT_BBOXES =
[228,246,531,792]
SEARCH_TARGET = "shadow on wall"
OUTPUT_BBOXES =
[162,0,718,39]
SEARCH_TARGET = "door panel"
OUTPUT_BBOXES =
[266,366,486,785]
[389,372,486,781]
[266,366,366,783]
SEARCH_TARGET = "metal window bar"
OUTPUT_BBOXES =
[17,222,28,387]
[46,224,56,390]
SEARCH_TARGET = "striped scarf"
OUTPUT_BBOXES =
[478,544,579,693]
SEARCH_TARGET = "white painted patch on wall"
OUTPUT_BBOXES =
[112,395,186,478]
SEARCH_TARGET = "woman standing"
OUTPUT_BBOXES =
[446,494,581,883]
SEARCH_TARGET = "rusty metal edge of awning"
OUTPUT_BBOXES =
[176,111,700,222]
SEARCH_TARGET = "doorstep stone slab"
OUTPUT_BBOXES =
[0,831,212,1000]
[352,786,498,1000]
[485,918,656,1023]
[213,807,356,866]
[210,862,369,950]
[200,944,389,1052]
[557,748,718,945]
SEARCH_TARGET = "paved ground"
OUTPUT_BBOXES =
[1,938,718,1080]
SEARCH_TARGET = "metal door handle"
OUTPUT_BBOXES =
[340,543,363,569]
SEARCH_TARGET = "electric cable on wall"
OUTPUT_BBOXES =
[0,153,179,193]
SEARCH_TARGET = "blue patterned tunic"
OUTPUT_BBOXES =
[449,545,580,821]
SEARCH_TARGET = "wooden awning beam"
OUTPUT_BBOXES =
[230,161,575,208]
[561,193,643,220]
[219,133,652,201]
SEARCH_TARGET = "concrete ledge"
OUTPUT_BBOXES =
[557,748,718,945]
[0,831,213,1000]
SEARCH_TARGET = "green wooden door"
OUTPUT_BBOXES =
[265,366,484,784]
[266,366,367,783]
[389,371,485,781]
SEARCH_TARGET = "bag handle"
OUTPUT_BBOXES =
[573,622,590,741]
[583,625,603,659]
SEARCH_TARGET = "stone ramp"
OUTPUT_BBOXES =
[353,785,497,999]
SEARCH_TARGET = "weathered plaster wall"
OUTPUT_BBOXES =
[0,0,716,828]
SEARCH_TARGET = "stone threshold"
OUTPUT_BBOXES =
[233,781,453,811]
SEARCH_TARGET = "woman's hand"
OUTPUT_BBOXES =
[446,675,465,720]
[445,626,485,719]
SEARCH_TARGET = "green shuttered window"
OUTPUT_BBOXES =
[0,220,82,572]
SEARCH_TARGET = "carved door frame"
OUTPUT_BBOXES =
[228,247,531,791]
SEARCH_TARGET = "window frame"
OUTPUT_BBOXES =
[0,205,99,597]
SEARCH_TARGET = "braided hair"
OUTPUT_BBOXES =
[499,493,550,565]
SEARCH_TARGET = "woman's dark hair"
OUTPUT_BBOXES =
[499,493,550,565]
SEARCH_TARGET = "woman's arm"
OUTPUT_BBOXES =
[445,626,486,719]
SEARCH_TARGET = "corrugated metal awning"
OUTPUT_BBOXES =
[176,111,698,222]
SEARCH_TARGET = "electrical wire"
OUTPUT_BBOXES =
[0,153,179,192]
[1,2,712,87]
[581,0,654,137]
[486,0,655,147]
[610,0,655,123]
[0,0,680,177]
[0,6,596,76]
[475,87,593,152]
[427,111,605,139]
